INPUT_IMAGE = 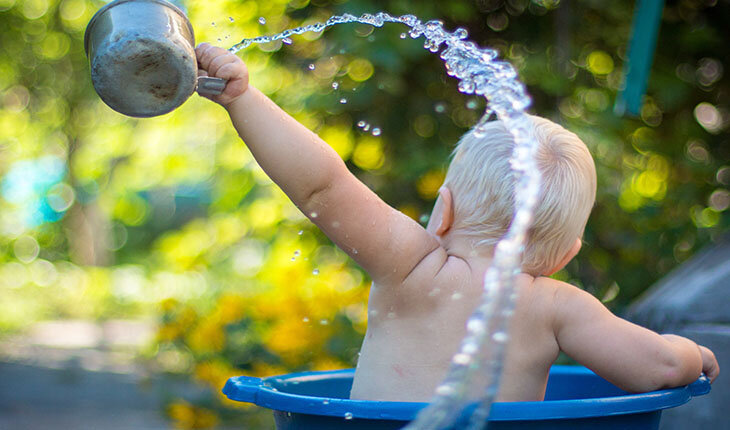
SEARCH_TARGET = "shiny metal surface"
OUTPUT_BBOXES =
[84,0,225,117]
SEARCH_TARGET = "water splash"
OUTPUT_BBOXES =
[229,12,540,430]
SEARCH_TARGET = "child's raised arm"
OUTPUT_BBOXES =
[551,280,719,392]
[196,44,442,286]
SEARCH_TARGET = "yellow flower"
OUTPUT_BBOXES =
[157,322,183,342]
[194,360,233,388]
[251,362,289,378]
[311,357,351,372]
[194,361,253,409]
[188,320,225,354]
[214,294,246,324]
[265,317,325,363]
[167,400,219,429]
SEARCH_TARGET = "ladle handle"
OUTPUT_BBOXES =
[197,76,227,96]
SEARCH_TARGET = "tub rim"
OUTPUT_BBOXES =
[222,365,710,422]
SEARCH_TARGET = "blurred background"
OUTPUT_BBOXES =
[0,0,728,428]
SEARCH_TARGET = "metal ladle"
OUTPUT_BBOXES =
[84,0,227,118]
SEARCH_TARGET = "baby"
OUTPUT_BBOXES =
[195,43,719,402]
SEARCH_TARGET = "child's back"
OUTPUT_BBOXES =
[352,266,559,402]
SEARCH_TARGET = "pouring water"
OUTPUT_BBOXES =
[230,12,540,430]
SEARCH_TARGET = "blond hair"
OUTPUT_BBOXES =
[442,115,596,276]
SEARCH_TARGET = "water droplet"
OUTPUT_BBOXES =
[452,353,471,365]
[362,123,370,131]
[312,269,320,275]
[434,103,446,113]
[371,127,381,136]
[298,230,303,235]
[428,288,441,297]
[451,292,463,300]
[323,400,330,405]
[453,27,468,40]
[352,248,358,254]
[282,37,293,45]
[332,221,340,228]
[463,343,478,355]
[332,81,339,90]
[308,63,316,70]
[294,250,301,257]
[419,214,430,224]
[357,120,366,128]
[217,38,222,42]
[310,212,318,218]
[258,17,266,25]
[211,21,216,26]
[387,312,396,319]
[344,412,353,420]
[492,331,508,343]
[229,16,235,22]
[435,384,454,396]
[400,32,407,39]
[303,317,310,322]
[466,99,479,110]
[340,98,347,104]
[320,319,329,325]
[467,318,485,333]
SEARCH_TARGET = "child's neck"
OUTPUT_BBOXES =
[439,231,494,262]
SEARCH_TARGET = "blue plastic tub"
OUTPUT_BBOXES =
[223,366,710,429]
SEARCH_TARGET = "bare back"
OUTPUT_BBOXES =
[350,255,561,402]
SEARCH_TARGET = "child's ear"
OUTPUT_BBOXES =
[545,238,582,276]
[435,187,454,237]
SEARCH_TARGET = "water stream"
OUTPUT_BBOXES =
[230,13,540,430]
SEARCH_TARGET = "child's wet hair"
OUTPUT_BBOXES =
[443,115,596,276]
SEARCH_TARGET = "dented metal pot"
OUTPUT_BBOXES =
[84,0,225,118]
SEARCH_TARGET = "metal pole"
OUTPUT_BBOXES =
[614,0,665,116]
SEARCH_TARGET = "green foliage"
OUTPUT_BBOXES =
[1,0,728,427]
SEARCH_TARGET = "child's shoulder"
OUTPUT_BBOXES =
[528,275,593,316]
[529,275,613,331]
[531,275,584,296]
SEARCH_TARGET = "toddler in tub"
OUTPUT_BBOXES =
[196,43,719,402]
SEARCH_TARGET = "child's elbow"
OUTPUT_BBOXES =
[647,334,703,390]
[656,352,702,389]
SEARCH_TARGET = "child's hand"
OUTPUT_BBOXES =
[699,345,720,382]
[195,43,249,107]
